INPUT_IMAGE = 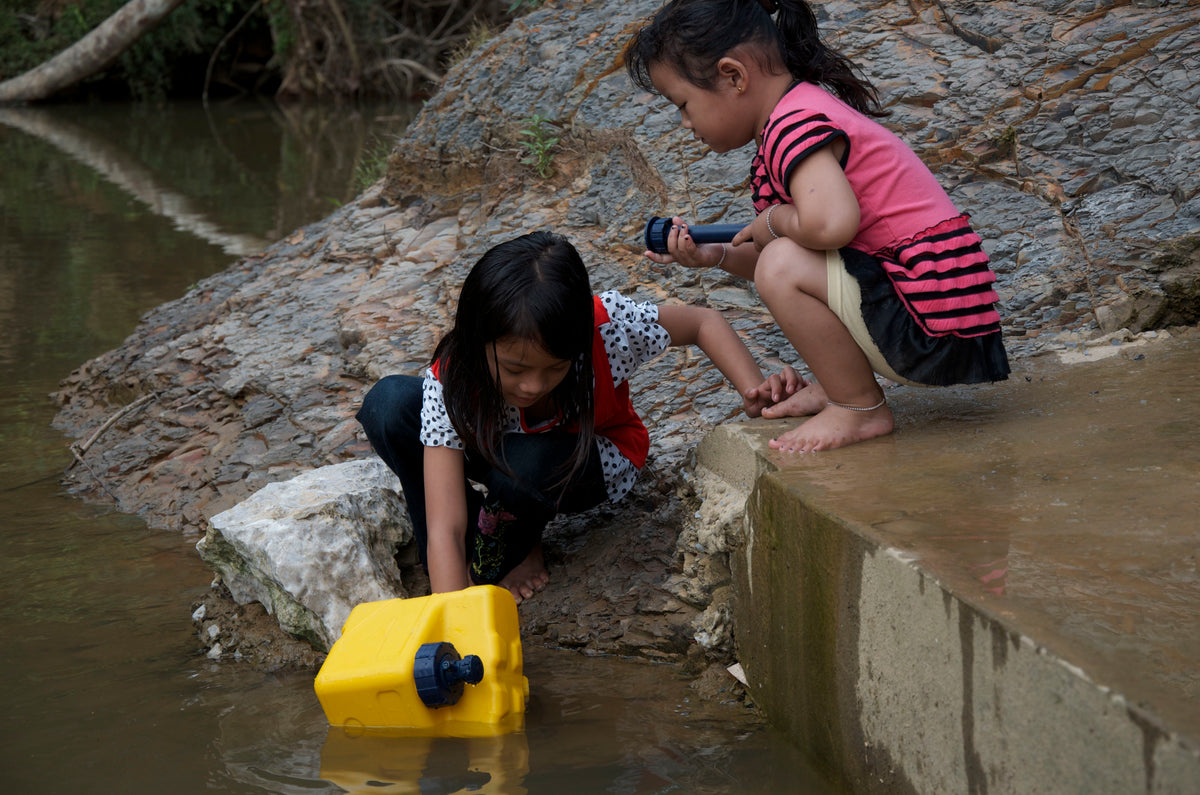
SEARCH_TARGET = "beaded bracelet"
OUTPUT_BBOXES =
[715,243,728,268]
[765,204,781,239]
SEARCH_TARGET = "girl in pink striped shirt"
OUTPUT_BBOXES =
[626,0,1009,452]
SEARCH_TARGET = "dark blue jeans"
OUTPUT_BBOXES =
[356,375,608,584]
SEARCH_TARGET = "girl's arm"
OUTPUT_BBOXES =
[718,241,760,281]
[423,444,471,593]
[656,304,772,416]
[731,145,860,251]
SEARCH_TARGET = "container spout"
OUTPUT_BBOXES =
[414,641,484,708]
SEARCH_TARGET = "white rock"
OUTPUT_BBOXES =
[196,457,412,650]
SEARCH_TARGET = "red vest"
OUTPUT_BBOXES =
[588,296,650,468]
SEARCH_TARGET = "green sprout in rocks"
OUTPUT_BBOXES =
[519,113,559,179]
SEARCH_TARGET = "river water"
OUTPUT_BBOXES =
[0,102,830,793]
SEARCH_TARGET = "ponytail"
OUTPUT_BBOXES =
[772,0,884,116]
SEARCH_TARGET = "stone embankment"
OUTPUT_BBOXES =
[52,0,1199,670]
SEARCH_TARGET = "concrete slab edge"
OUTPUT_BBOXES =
[694,423,1200,794]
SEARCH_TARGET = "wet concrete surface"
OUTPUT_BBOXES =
[740,328,1199,744]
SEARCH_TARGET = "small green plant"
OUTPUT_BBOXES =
[446,19,494,69]
[353,136,394,192]
[519,114,559,179]
[997,125,1018,154]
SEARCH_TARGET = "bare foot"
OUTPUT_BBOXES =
[498,543,550,604]
[768,403,894,453]
[760,382,828,418]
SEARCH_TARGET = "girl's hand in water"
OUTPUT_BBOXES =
[643,217,725,269]
[742,366,807,417]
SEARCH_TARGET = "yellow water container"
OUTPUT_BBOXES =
[314,585,528,736]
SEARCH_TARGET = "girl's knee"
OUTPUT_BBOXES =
[754,242,827,300]
[358,375,421,438]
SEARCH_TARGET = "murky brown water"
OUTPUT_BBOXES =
[0,102,831,794]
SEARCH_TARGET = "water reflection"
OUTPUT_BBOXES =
[204,647,826,794]
[0,107,268,255]
[0,100,402,793]
[320,726,530,793]
[0,100,415,375]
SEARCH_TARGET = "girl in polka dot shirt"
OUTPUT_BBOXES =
[357,231,784,604]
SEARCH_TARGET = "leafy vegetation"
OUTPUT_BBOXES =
[0,0,519,102]
[518,113,559,178]
[0,0,275,101]
[352,134,396,192]
[444,18,495,70]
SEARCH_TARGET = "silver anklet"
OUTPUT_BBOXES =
[715,243,727,268]
[826,396,886,412]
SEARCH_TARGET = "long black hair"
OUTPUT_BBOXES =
[624,0,884,117]
[432,231,596,488]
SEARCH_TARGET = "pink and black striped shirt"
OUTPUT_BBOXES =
[752,82,1001,338]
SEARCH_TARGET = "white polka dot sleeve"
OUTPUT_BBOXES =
[591,290,672,503]
[597,290,671,387]
[419,369,464,450]
[597,436,638,502]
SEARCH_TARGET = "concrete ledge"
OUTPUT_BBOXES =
[695,332,1200,793]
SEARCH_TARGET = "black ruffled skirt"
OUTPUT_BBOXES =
[842,247,1011,386]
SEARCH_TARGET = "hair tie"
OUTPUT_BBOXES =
[757,0,779,13]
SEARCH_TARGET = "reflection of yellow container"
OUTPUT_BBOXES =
[319,727,530,794]
[314,585,527,736]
